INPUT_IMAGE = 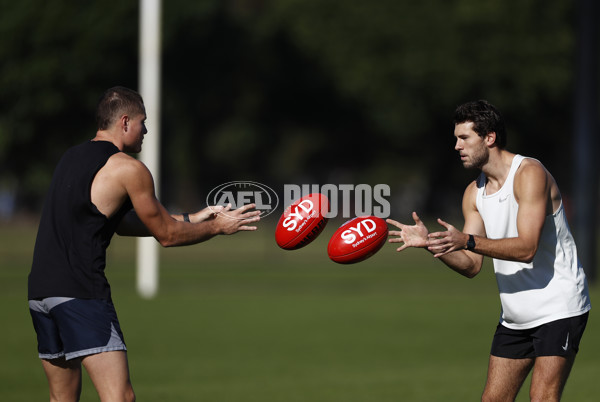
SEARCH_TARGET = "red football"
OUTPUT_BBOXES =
[327,216,388,264]
[275,193,329,250]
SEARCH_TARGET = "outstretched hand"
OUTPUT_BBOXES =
[212,203,261,234]
[426,218,468,258]
[386,212,429,252]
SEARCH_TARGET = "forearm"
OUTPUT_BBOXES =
[153,205,258,246]
[116,210,197,238]
[117,207,217,246]
[437,249,481,278]
[426,227,537,275]
[466,234,536,263]
[154,215,218,247]
[433,234,536,277]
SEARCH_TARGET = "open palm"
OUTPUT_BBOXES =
[387,212,429,251]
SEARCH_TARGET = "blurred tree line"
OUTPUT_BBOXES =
[0,0,585,220]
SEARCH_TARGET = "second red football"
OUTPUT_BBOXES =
[275,193,329,250]
[327,216,388,264]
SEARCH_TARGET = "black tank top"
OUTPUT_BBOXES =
[28,141,133,300]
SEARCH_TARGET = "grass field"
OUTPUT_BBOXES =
[1,221,598,401]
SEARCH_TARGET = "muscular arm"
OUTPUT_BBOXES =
[428,160,552,269]
[116,208,221,237]
[92,153,259,246]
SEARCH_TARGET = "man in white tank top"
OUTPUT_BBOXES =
[387,100,590,401]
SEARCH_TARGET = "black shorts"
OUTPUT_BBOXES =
[29,297,127,360]
[490,312,589,359]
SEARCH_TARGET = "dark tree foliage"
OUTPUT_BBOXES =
[0,0,578,218]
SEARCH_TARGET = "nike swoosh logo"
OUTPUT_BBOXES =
[562,333,569,351]
[499,194,511,202]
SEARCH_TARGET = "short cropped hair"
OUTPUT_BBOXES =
[96,86,145,130]
[453,100,507,149]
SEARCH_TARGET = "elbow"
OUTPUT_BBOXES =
[158,238,177,248]
[462,258,482,279]
[466,257,483,278]
[463,267,481,279]
[518,247,538,264]
[155,229,179,248]
[513,237,539,263]
[453,262,481,279]
[519,254,535,264]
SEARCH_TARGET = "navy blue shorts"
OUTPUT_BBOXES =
[490,312,589,359]
[29,297,127,360]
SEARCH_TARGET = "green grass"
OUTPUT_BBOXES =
[1,221,598,401]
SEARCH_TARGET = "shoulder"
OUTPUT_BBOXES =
[105,152,150,175]
[513,157,552,202]
[97,152,154,192]
[515,157,548,184]
[465,179,479,195]
[518,156,545,170]
[462,179,480,209]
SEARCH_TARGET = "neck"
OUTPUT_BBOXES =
[481,149,515,190]
[93,130,123,151]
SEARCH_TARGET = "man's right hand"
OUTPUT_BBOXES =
[211,203,261,235]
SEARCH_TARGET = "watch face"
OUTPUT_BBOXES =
[467,235,475,250]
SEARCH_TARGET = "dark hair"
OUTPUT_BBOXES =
[453,100,506,148]
[96,86,145,130]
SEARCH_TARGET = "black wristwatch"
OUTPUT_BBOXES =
[466,234,476,251]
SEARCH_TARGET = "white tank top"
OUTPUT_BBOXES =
[475,155,591,329]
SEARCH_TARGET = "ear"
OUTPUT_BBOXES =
[485,131,497,147]
[119,115,129,132]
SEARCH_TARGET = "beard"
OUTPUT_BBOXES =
[462,145,489,170]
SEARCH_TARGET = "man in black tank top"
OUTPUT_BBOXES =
[29,140,132,300]
[28,87,261,401]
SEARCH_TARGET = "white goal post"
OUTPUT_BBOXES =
[137,0,162,298]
